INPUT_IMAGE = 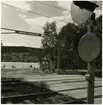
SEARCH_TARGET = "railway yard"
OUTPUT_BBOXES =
[1,70,102,104]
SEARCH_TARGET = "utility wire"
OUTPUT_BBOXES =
[34,1,70,11]
[1,32,16,34]
[1,28,43,37]
[2,27,76,38]
[2,3,68,24]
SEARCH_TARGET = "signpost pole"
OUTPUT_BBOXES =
[87,62,95,104]
[87,13,95,104]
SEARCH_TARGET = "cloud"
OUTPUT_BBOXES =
[17,1,73,33]
[52,15,73,23]
[57,1,72,16]
[2,1,31,11]
[20,16,57,33]
[57,1,72,11]
[19,14,27,18]
[19,13,73,34]
[19,16,51,33]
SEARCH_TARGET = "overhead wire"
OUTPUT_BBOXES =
[1,32,16,34]
[2,3,68,24]
[1,28,43,37]
[34,1,70,11]
[1,27,76,39]
[1,2,75,37]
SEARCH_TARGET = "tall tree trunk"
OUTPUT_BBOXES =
[58,45,60,74]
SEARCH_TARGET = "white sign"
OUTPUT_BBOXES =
[71,2,93,24]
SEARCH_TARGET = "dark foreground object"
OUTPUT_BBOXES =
[1,77,86,104]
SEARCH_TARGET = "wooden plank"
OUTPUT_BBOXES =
[23,75,101,83]
[45,78,101,85]
[49,81,101,91]
[2,73,101,83]
[27,75,84,79]
[24,76,85,82]
[45,79,85,85]
[50,80,101,87]
[2,74,84,82]
[59,87,101,99]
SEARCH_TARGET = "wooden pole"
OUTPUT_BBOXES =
[87,13,95,104]
[87,62,95,104]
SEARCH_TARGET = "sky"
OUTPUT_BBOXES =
[1,0,102,48]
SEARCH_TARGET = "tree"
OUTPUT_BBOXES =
[58,15,102,70]
[42,15,102,73]
[58,22,87,69]
[42,21,58,72]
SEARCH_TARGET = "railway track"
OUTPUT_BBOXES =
[1,77,86,104]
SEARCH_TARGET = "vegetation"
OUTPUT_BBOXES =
[41,21,58,72]
[42,15,102,70]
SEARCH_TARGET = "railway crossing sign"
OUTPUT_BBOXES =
[78,33,100,62]
[71,1,100,104]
